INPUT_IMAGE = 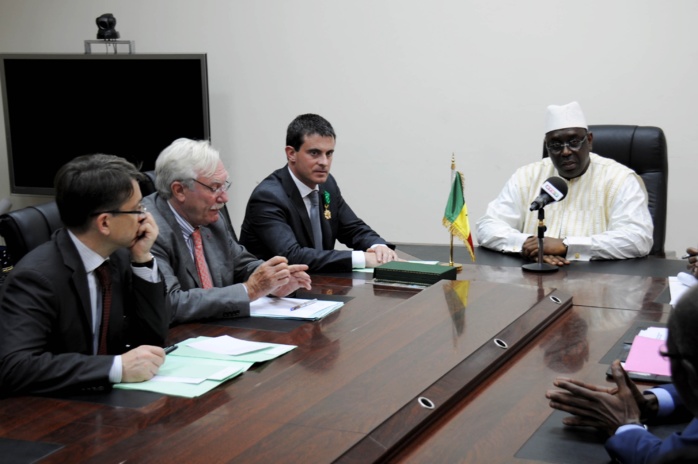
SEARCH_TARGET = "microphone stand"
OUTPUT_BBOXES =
[522,206,558,273]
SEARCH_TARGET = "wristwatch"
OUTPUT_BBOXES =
[132,254,155,268]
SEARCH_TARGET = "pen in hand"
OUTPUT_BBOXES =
[164,344,178,354]
[682,254,693,259]
[290,298,318,311]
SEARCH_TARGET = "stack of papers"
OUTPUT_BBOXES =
[250,296,343,320]
[622,327,671,378]
[669,272,698,307]
[114,335,296,398]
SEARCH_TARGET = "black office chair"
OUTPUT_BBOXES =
[0,201,63,266]
[543,125,668,255]
[139,170,157,196]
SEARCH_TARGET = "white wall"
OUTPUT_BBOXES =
[0,0,695,254]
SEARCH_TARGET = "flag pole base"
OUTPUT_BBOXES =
[522,262,558,273]
[440,262,463,272]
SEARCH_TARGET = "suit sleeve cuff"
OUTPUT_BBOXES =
[500,233,530,253]
[132,259,160,282]
[645,387,674,417]
[565,236,592,261]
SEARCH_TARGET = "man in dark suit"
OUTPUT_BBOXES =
[0,155,169,395]
[143,138,312,325]
[546,285,698,463]
[240,113,397,273]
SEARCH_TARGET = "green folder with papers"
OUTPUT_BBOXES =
[114,335,296,398]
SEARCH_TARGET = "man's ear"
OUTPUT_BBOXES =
[587,131,593,151]
[93,213,112,236]
[285,146,296,164]
[171,181,187,203]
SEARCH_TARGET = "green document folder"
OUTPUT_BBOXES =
[373,261,458,286]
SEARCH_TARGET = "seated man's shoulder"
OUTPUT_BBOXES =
[10,240,62,275]
[255,171,283,191]
[142,194,172,227]
[141,192,159,210]
[589,153,638,178]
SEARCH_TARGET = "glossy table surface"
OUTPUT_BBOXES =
[0,249,684,463]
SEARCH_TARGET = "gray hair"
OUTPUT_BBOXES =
[155,138,221,199]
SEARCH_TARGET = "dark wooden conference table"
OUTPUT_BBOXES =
[0,246,687,463]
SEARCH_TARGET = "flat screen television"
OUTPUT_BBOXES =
[0,53,210,195]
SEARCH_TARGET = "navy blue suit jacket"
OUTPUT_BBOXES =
[606,384,698,463]
[240,166,392,272]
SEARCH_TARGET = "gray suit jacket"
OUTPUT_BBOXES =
[143,193,263,325]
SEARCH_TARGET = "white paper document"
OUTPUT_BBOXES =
[250,296,343,320]
[188,335,273,355]
[669,272,698,307]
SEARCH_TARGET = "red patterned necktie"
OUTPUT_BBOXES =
[94,261,112,355]
[192,228,213,289]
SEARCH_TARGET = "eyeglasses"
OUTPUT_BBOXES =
[91,204,147,216]
[546,134,588,155]
[190,178,232,195]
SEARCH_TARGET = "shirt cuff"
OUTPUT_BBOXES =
[505,233,531,254]
[615,424,647,435]
[132,258,160,282]
[646,387,674,417]
[352,250,366,269]
[109,355,123,383]
[565,236,592,261]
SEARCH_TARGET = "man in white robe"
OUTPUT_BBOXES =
[476,101,653,266]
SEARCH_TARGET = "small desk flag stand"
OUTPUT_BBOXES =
[442,154,476,271]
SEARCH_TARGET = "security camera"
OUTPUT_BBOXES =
[96,13,120,40]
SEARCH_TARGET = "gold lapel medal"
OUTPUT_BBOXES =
[323,191,331,219]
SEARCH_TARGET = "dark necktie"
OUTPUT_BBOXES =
[94,261,112,355]
[308,190,323,250]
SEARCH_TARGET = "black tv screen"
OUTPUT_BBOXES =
[0,53,210,195]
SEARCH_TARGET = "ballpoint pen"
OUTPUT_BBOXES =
[682,254,693,259]
[290,298,318,311]
[164,344,178,354]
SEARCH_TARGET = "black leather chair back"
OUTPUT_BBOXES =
[0,201,63,266]
[543,124,668,255]
[139,170,157,196]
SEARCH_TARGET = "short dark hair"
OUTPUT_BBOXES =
[55,154,144,231]
[286,114,336,151]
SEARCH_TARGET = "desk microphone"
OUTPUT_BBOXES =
[529,177,568,211]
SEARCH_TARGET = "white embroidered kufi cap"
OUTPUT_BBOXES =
[544,101,588,134]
